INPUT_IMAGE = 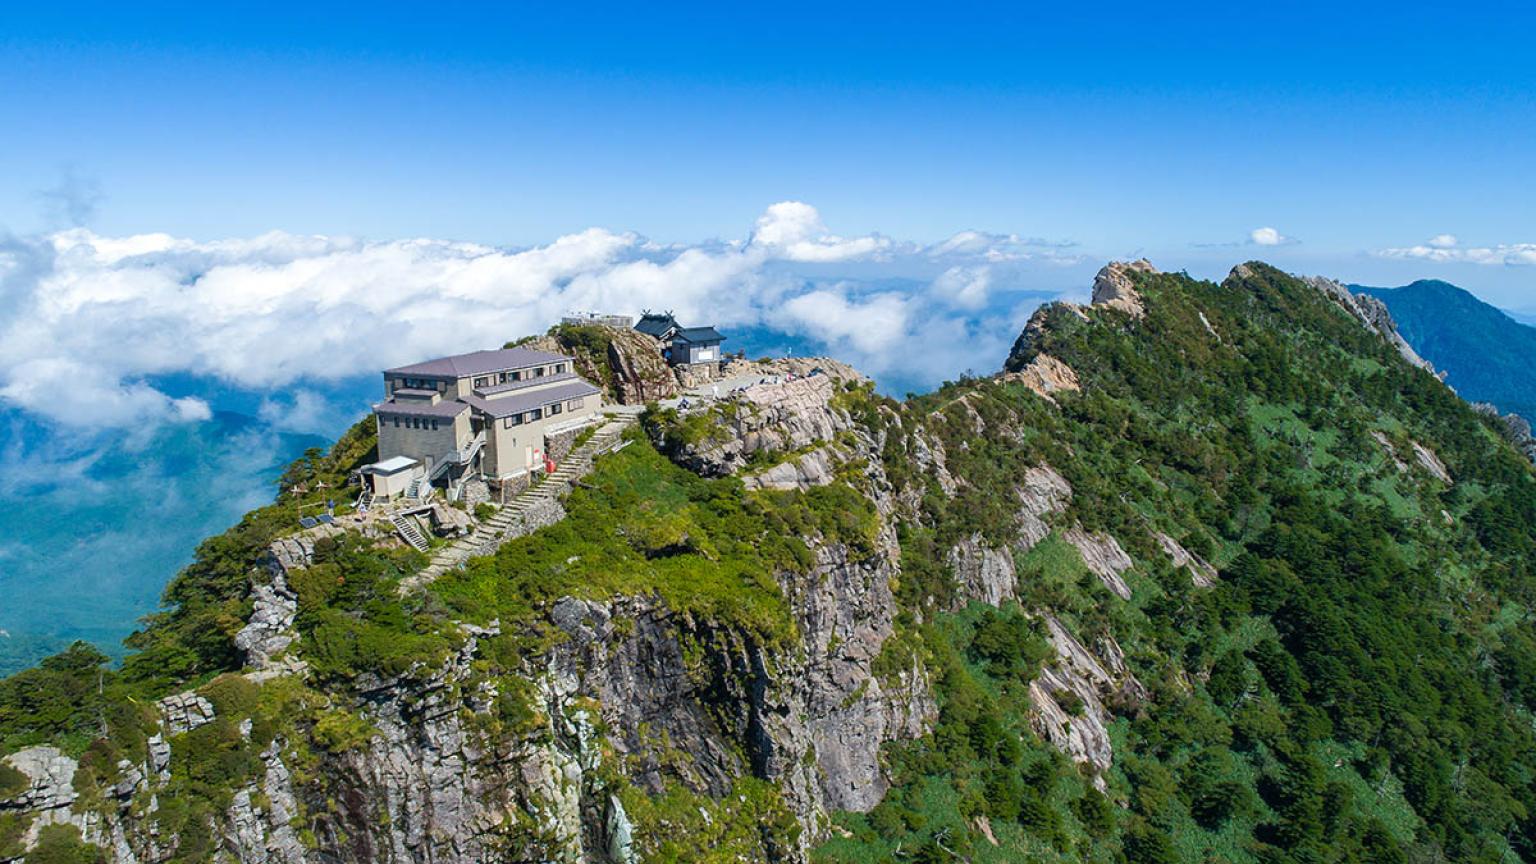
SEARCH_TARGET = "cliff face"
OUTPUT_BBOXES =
[7,259,1535,864]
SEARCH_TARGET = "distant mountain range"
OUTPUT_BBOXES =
[1355,279,1536,421]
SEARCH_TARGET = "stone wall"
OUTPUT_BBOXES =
[544,424,585,464]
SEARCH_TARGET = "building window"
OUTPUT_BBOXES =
[510,370,522,381]
[533,366,545,378]
[550,402,563,416]
[392,417,400,427]
[528,408,542,422]
[474,376,490,388]
[430,419,439,431]
[567,397,584,410]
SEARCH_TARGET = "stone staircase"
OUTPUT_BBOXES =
[390,513,431,553]
[403,417,633,590]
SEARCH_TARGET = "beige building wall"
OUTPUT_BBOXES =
[376,411,471,471]
[482,391,604,479]
[370,465,421,499]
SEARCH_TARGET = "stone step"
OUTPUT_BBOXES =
[404,416,638,592]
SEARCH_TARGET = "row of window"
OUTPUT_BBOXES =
[500,397,584,428]
[388,415,443,431]
[392,377,446,392]
[473,362,568,389]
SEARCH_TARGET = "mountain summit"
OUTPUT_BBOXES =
[4,262,1536,864]
[1357,278,1536,422]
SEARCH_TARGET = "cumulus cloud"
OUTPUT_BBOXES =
[1250,226,1292,246]
[747,201,893,262]
[0,202,1087,428]
[1376,239,1536,266]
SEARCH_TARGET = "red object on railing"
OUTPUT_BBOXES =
[544,455,557,473]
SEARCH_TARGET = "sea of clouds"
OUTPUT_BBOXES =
[0,201,1092,434]
[0,202,1095,666]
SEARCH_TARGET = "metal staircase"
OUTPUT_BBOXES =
[403,417,633,590]
[390,513,431,553]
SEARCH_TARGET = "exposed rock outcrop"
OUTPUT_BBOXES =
[1297,275,1435,373]
[1062,527,1134,600]
[1090,259,1158,318]
[234,572,299,670]
[157,691,217,735]
[1001,353,1080,404]
[742,445,839,492]
[526,328,681,405]
[657,368,869,477]
[1371,430,1452,484]
[1153,532,1217,588]
[1027,616,1143,789]
[947,534,1018,609]
[1410,440,1452,483]
[1474,403,1536,464]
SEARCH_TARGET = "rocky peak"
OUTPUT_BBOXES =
[523,326,681,405]
[1090,258,1158,318]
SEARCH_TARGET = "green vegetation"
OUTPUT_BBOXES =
[619,775,802,862]
[0,761,27,800]
[819,263,1536,863]
[1359,279,1536,420]
[22,825,104,864]
[6,261,1536,864]
[432,427,879,647]
[121,416,379,695]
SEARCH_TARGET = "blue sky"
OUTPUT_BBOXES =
[2,1,1534,303]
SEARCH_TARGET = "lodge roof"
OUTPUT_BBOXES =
[460,379,602,419]
[385,346,572,379]
[372,398,470,419]
[673,326,725,344]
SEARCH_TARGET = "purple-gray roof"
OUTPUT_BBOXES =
[461,380,601,419]
[385,346,572,379]
[473,370,579,398]
[373,399,470,419]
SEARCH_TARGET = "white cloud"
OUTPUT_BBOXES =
[1376,240,1536,266]
[930,265,992,310]
[775,289,912,358]
[1250,226,1291,246]
[0,357,210,427]
[747,201,892,262]
[0,202,1085,427]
